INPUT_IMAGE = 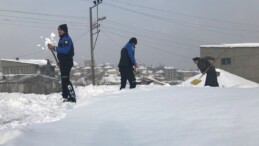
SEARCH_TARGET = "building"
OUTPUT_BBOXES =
[85,60,92,67]
[0,59,55,77]
[177,70,199,81]
[0,59,60,94]
[164,67,177,81]
[200,43,259,83]
[154,70,165,81]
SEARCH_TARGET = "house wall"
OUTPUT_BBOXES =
[0,60,55,77]
[200,47,259,83]
[0,75,61,94]
[0,61,39,75]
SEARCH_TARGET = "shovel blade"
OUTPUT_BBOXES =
[191,79,202,85]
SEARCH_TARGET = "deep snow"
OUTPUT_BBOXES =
[1,85,259,146]
[1,70,259,146]
[0,86,118,130]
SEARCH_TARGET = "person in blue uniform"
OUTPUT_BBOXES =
[118,37,139,90]
[48,24,76,102]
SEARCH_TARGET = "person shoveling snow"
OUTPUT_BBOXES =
[192,57,219,87]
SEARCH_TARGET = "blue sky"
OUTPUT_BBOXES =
[1,0,259,69]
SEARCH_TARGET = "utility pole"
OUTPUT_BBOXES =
[89,0,106,85]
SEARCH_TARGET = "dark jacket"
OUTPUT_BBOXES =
[56,34,74,64]
[118,42,136,68]
[197,58,215,73]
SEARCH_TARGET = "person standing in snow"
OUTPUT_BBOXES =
[118,37,139,90]
[47,24,76,102]
[193,57,219,87]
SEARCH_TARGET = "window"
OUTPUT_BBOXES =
[221,58,231,65]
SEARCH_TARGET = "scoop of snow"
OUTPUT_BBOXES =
[45,38,54,49]
[50,33,56,41]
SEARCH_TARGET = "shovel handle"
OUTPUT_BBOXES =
[198,74,204,79]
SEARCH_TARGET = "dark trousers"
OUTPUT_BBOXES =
[60,61,76,102]
[205,69,219,87]
[119,67,136,90]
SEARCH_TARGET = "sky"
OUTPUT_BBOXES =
[1,0,259,69]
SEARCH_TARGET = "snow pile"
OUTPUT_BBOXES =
[1,85,259,146]
[103,75,121,84]
[0,85,118,130]
[181,68,259,88]
[0,93,66,130]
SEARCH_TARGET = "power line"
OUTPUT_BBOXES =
[103,2,259,39]
[109,0,259,28]
[0,18,88,27]
[102,25,198,49]
[101,26,202,54]
[0,9,88,20]
[102,29,194,59]
[0,22,88,30]
[104,19,216,44]
[0,14,88,25]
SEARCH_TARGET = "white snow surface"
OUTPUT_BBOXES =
[1,79,259,145]
[181,68,259,88]
[0,86,117,130]
[201,43,259,48]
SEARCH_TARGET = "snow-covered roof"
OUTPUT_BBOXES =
[138,66,147,70]
[104,66,113,69]
[73,72,82,76]
[83,67,92,69]
[103,75,120,83]
[201,43,259,48]
[164,66,175,69]
[107,69,117,72]
[177,70,199,73]
[1,59,48,66]
[156,70,164,74]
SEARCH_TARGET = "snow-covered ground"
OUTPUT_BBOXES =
[0,86,118,130]
[1,70,259,146]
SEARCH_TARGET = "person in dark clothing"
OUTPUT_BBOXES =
[193,57,219,87]
[118,37,138,90]
[48,24,76,102]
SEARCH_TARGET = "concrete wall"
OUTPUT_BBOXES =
[0,60,60,94]
[200,47,259,83]
[0,74,61,94]
[0,60,55,77]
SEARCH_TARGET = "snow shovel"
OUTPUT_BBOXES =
[50,49,60,68]
[191,74,203,85]
[191,63,213,85]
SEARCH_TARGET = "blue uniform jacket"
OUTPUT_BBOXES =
[124,42,136,65]
[56,34,74,57]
